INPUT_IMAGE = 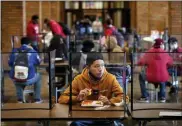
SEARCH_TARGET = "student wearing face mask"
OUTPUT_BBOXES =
[169,37,182,52]
[137,38,173,103]
[58,53,129,126]
[167,37,182,94]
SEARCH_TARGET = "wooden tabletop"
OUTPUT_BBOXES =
[71,111,125,119]
[71,104,126,119]
[1,103,69,120]
[128,103,182,119]
[1,103,49,109]
[1,103,126,120]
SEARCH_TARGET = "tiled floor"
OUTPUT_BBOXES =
[1,69,182,126]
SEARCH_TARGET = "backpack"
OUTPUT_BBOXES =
[58,22,71,35]
[13,49,30,82]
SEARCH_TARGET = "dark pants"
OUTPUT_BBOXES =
[139,72,166,98]
[70,121,115,126]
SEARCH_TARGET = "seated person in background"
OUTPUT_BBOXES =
[105,36,123,52]
[72,40,95,74]
[59,53,128,126]
[8,37,42,103]
[167,37,182,94]
[137,38,173,103]
[104,36,130,94]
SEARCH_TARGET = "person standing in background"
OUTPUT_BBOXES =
[92,16,103,39]
[162,28,170,51]
[27,15,40,51]
[44,18,66,39]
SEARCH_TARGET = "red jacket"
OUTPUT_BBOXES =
[138,48,173,83]
[49,20,66,38]
[26,21,39,41]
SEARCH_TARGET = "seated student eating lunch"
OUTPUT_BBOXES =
[58,53,129,105]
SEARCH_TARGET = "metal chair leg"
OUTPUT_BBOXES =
[138,121,142,126]
[143,121,148,126]
[56,87,58,103]
[155,89,158,102]
[172,120,178,126]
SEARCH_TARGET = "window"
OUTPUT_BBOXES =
[82,1,103,9]
[65,1,79,9]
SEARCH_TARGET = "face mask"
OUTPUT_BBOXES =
[170,44,174,49]
[160,44,165,50]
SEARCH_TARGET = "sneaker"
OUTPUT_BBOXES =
[138,97,149,103]
[17,99,23,103]
[34,99,43,103]
[159,97,166,103]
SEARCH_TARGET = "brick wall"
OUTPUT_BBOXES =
[136,1,149,34]
[133,1,182,44]
[136,1,169,35]
[26,1,39,26]
[1,1,181,52]
[1,1,63,52]
[149,2,169,32]
[1,1,23,52]
[170,1,182,35]
[129,1,136,30]
[42,1,51,24]
[50,1,60,21]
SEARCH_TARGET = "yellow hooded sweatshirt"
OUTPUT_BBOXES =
[58,68,128,105]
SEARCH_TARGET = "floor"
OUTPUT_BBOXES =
[1,68,182,126]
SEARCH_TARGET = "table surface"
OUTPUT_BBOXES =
[1,103,69,120]
[128,103,182,119]
[1,103,126,120]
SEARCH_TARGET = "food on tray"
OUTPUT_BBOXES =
[81,100,103,107]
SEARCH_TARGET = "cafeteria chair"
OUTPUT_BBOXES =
[23,85,34,103]
[54,70,69,103]
[146,82,160,102]
[54,75,65,103]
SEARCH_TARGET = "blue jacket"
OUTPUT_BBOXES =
[8,45,41,80]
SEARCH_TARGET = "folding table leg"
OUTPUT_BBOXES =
[38,120,50,126]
